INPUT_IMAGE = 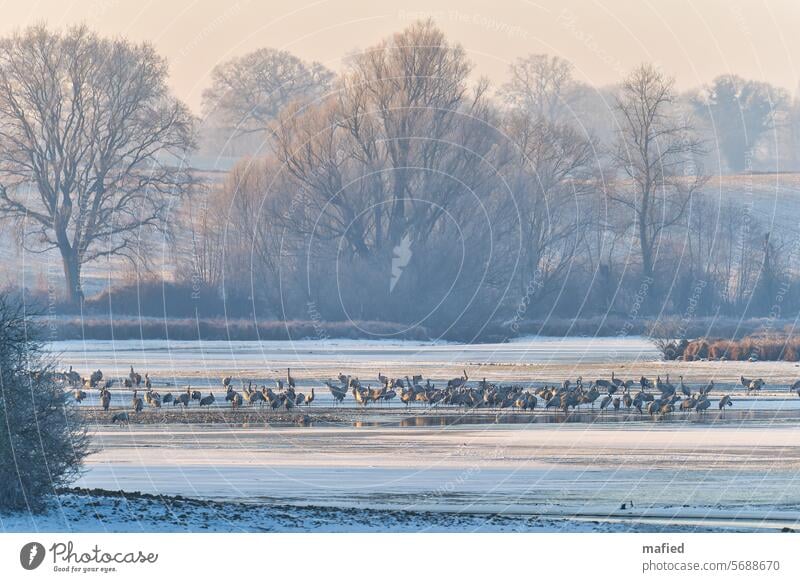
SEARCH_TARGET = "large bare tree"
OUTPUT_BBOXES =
[0,25,195,304]
[273,20,500,255]
[609,64,706,290]
[202,48,333,138]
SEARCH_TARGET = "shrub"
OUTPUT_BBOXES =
[0,295,90,512]
[681,335,800,362]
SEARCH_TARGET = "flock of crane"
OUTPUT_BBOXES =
[56,364,800,423]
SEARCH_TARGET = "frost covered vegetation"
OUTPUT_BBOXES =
[0,297,89,512]
[2,21,800,340]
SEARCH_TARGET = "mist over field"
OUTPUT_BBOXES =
[0,5,799,343]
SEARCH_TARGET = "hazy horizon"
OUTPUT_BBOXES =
[1,0,798,113]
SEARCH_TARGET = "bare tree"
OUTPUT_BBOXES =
[692,75,788,172]
[273,20,499,254]
[202,48,333,139]
[609,64,707,291]
[0,294,89,512]
[500,54,581,123]
[263,21,515,325]
[503,111,596,304]
[180,186,225,291]
[0,25,196,304]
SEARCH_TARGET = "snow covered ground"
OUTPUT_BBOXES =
[5,422,799,532]
[8,337,796,533]
[1,489,733,533]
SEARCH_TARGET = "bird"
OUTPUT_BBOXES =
[595,377,612,390]
[111,411,129,424]
[399,388,414,407]
[352,387,367,406]
[599,395,613,412]
[132,390,144,413]
[659,401,674,416]
[88,369,103,388]
[447,370,468,389]
[173,391,190,407]
[148,392,161,408]
[101,390,111,411]
[65,366,81,385]
[622,393,633,409]
[287,368,296,389]
[719,395,733,412]
[222,376,232,388]
[325,381,347,404]
[199,393,215,407]
[679,396,696,412]
[129,366,142,388]
[679,376,690,397]
[73,388,87,403]
[695,397,711,414]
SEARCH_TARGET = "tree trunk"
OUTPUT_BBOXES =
[59,245,83,305]
[638,205,655,314]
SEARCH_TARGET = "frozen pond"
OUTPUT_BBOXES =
[47,335,661,377]
[39,336,800,530]
[76,423,800,529]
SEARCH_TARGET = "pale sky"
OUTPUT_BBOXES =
[0,0,798,113]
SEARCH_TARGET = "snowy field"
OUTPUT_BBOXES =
[3,337,799,532]
[5,422,800,532]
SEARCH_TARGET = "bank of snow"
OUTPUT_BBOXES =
[1,490,728,533]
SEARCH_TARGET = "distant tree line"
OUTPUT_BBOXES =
[2,21,800,338]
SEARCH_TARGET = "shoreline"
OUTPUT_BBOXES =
[35,314,800,344]
[77,403,800,427]
[0,488,743,533]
